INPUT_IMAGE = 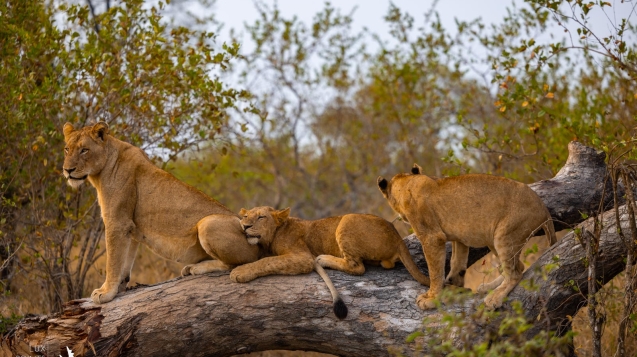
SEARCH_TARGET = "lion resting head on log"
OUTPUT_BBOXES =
[378,164,556,310]
[62,122,260,304]
[231,206,432,318]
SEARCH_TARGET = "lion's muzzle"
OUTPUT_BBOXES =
[246,237,260,245]
[244,231,261,245]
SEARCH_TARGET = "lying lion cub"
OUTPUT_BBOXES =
[230,206,431,318]
[378,164,556,310]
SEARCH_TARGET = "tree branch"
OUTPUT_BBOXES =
[2,141,630,357]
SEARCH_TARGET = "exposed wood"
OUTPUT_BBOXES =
[2,141,629,357]
[529,141,615,231]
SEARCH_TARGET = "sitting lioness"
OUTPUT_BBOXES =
[230,206,431,317]
[377,164,556,310]
[62,122,261,304]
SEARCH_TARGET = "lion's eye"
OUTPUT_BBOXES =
[64,148,69,155]
[80,148,89,155]
[258,216,265,219]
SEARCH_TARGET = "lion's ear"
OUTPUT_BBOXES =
[273,207,290,225]
[63,122,75,138]
[239,208,247,216]
[91,122,109,141]
[411,164,423,175]
[377,176,388,192]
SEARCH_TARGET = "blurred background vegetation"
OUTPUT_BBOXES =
[1,0,635,355]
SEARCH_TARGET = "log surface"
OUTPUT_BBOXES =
[529,141,612,231]
[2,141,628,357]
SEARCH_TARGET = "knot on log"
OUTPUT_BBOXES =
[561,141,607,169]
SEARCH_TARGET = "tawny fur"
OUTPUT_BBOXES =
[62,122,260,304]
[232,207,430,286]
[378,164,556,310]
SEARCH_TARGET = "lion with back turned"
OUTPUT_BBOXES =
[377,164,556,310]
[62,122,261,304]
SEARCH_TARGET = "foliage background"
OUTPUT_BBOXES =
[1,0,635,355]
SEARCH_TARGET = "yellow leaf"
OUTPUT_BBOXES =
[18,93,22,101]
[499,106,506,112]
[522,101,529,107]
[634,93,637,99]
[543,84,549,91]
[546,92,554,99]
[494,100,502,107]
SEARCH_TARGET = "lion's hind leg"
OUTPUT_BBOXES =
[316,254,365,275]
[482,229,527,309]
[380,258,397,269]
[483,254,524,309]
[118,239,140,292]
[181,259,232,276]
[445,241,469,287]
[196,214,260,266]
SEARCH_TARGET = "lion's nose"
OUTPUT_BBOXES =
[242,224,252,231]
[64,167,76,174]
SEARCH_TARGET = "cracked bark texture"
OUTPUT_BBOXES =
[2,141,630,357]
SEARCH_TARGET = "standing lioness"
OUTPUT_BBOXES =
[62,122,260,304]
[378,164,556,310]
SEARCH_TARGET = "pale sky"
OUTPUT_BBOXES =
[211,0,632,50]
[214,0,517,43]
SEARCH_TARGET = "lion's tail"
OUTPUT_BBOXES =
[398,241,431,286]
[314,261,348,319]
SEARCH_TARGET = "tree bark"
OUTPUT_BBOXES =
[1,141,630,357]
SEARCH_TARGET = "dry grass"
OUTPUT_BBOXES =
[1,244,182,316]
[570,275,637,357]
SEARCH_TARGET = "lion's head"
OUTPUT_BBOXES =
[377,163,425,224]
[62,122,110,189]
[238,206,290,246]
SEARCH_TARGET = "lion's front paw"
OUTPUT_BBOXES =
[445,274,465,288]
[315,255,329,266]
[181,265,194,277]
[229,266,255,283]
[476,282,489,293]
[91,286,118,304]
[483,291,505,310]
[117,276,130,293]
[477,275,504,294]
[416,292,437,310]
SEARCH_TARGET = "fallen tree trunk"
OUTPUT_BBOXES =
[1,141,628,357]
[529,141,618,231]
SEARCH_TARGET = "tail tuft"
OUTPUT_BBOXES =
[333,298,348,319]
